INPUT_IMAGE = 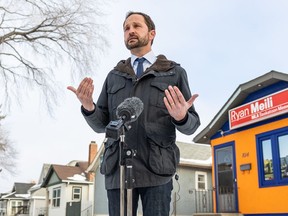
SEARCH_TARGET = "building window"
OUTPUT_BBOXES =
[0,201,7,214]
[257,126,288,187]
[195,171,207,190]
[52,187,61,207]
[11,201,23,215]
[262,139,274,180]
[72,187,82,200]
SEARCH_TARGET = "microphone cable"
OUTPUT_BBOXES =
[170,172,181,216]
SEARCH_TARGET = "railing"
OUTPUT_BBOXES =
[192,187,236,213]
[217,186,236,212]
[35,207,48,216]
[12,205,29,215]
[81,205,93,216]
[193,189,214,213]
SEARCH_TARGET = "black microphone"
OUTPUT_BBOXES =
[116,97,144,123]
[105,97,144,140]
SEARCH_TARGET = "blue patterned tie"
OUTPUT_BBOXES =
[136,58,146,77]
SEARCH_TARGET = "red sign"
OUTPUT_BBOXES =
[229,88,288,129]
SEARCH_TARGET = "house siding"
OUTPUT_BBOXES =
[47,184,66,216]
[211,117,288,214]
[94,168,108,215]
[170,166,213,216]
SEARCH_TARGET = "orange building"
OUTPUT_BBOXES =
[194,71,288,216]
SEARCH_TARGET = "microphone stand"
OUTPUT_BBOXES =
[106,96,144,216]
[119,125,135,216]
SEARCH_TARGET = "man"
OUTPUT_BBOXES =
[68,11,200,216]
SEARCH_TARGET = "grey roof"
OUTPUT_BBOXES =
[177,141,211,161]
[193,70,288,144]
[13,182,35,194]
[0,182,35,199]
[177,141,212,168]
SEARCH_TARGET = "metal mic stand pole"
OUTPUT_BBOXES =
[119,126,135,216]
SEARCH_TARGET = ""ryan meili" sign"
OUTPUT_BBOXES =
[229,88,288,130]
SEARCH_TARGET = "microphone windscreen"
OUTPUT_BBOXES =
[116,97,144,122]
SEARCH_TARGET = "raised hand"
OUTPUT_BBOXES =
[163,85,198,121]
[67,77,95,111]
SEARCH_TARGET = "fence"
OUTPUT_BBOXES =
[193,189,214,213]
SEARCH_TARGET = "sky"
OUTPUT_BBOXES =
[1,0,288,193]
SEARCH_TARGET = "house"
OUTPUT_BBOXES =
[193,70,288,215]
[0,194,6,216]
[0,182,35,216]
[28,163,51,216]
[28,183,47,216]
[41,141,97,216]
[86,140,212,216]
[176,142,213,215]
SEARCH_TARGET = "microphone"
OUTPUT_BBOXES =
[116,97,144,123]
[105,97,144,140]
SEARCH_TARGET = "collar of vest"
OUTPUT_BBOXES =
[114,54,179,76]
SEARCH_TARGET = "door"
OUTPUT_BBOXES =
[66,201,81,216]
[214,142,238,212]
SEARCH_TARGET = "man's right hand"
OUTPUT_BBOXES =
[67,77,95,111]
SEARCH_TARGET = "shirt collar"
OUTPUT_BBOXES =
[131,51,157,66]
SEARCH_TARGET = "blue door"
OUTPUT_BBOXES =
[214,142,238,212]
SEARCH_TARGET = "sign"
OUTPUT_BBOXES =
[229,88,288,129]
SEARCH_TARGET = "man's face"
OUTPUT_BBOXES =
[123,14,155,50]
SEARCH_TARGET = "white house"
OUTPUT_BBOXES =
[0,182,35,216]
[41,141,97,216]
[28,163,51,216]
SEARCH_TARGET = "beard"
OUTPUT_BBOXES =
[125,35,149,50]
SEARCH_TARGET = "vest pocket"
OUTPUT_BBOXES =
[150,82,168,108]
[146,123,179,176]
[107,77,127,113]
[100,139,119,175]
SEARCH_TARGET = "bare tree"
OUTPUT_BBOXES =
[0,107,18,176]
[0,0,109,112]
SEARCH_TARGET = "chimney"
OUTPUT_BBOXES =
[87,141,98,181]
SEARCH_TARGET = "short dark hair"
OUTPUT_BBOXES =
[124,11,156,32]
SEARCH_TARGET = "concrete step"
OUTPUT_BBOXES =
[193,213,243,216]
[193,214,221,216]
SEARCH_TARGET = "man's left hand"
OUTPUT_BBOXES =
[163,85,198,121]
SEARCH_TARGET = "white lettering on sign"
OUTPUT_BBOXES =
[229,88,288,129]
[230,108,249,121]
[251,97,273,113]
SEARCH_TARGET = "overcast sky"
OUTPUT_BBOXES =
[1,0,288,193]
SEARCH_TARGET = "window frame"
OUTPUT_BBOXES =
[195,171,208,190]
[52,187,61,208]
[72,186,82,200]
[256,126,288,187]
[11,201,23,214]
